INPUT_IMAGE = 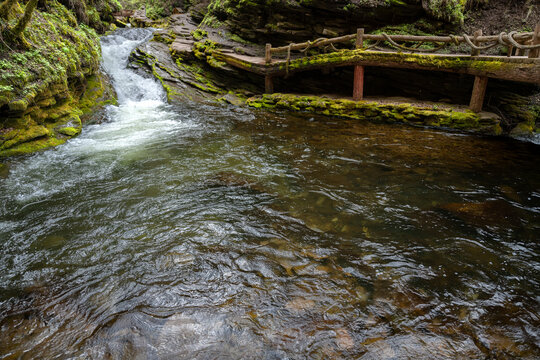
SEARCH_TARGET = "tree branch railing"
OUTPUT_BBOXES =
[264,25,540,65]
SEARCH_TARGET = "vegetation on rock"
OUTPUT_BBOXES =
[0,0,119,157]
[246,93,502,135]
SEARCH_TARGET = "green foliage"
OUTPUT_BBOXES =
[146,3,165,19]
[118,0,181,19]
[191,28,208,40]
[0,0,101,110]
[424,0,465,25]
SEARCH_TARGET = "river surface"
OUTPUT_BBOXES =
[0,28,539,359]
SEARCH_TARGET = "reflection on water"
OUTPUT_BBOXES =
[0,29,539,359]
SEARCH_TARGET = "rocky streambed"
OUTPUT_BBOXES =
[0,28,539,359]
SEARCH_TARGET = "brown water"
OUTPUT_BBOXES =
[0,29,539,359]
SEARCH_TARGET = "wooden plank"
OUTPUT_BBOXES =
[528,24,540,58]
[265,43,272,63]
[353,65,364,101]
[469,76,488,112]
[471,29,482,56]
[265,75,274,94]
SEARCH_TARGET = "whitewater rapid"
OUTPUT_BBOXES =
[2,28,194,203]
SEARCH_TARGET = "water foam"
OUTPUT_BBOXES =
[1,28,193,204]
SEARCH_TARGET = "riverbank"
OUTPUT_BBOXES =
[246,94,503,135]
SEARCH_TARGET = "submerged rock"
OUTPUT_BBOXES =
[437,200,522,228]
[335,327,355,350]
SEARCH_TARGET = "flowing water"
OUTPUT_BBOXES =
[0,28,539,359]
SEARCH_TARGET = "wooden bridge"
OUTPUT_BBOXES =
[214,26,540,112]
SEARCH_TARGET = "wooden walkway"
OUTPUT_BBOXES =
[214,26,540,112]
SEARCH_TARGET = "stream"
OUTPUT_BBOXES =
[0,28,539,359]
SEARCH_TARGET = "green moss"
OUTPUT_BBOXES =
[246,94,501,135]
[191,29,208,41]
[510,122,533,136]
[0,1,120,157]
[78,73,117,114]
[0,1,101,110]
[0,125,49,150]
[0,136,66,157]
[56,126,80,136]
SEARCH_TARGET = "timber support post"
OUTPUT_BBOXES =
[469,76,488,112]
[353,28,365,101]
[265,75,274,94]
[528,24,540,58]
[471,29,482,56]
[353,65,364,101]
[265,44,272,64]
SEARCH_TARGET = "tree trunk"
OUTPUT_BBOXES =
[10,0,38,47]
[12,0,38,36]
[0,0,18,20]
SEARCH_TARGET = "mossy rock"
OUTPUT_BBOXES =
[0,125,50,151]
[56,126,81,136]
[247,93,502,135]
[0,136,66,158]
[509,122,534,137]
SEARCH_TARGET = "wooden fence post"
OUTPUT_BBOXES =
[469,76,488,112]
[353,28,365,101]
[356,28,364,49]
[528,24,540,58]
[265,75,273,94]
[471,29,482,56]
[265,43,272,64]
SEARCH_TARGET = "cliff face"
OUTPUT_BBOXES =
[195,0,470,44]
[0,0,119,157]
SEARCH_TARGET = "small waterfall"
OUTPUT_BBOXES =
[101,28,165,103]
[1,28,193,203]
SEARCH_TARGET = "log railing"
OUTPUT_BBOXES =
[265,25,540,63]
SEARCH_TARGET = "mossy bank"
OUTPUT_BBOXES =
[0,0,120,158]
[247,93,503,135]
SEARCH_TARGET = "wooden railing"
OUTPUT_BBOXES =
[265,25,540,63]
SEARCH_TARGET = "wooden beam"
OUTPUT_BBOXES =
[528,24,540,58]
[356,28,364,49]
[471,29,482,56]
[469,76,488,112]
[353,65,364,101]
[214,50,540,84]
[265,75,274,94]
[265,43,272,64]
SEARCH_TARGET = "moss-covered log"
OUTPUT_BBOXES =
[9,0,38,47]
[214,50,540,84]
[0,0,17,19]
